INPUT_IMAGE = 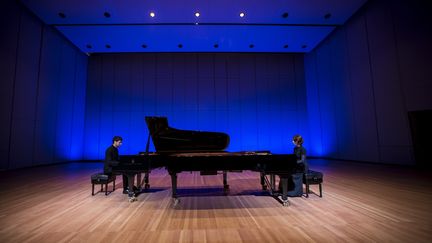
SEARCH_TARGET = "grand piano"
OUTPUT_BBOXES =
[112,116,298,206]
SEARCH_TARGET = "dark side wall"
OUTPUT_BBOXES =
[0,0,88,170]
[304,0,432,164]
[84,53,307,159]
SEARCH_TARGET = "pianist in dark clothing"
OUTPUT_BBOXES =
[292,134,308,172]
[104,136,129,193]
[278,134,308,193]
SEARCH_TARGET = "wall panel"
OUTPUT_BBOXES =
[9,11,42,167]
[0,0,21,169]
[84,53,306,158]
[304,0,429,164]
[33,27,62,164]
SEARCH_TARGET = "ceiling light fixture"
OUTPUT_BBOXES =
[104,12,111,18]
[302,45,307,49]
[214,44,219,48]
[58,12,66,18]
[195,12,200,17]
[249,44,254,48]
[150,12,155,17]
[324,13,331,19]
[282,12,289,18]
[178,44,183,48]
[284,44,288,48]
[105,44,111,48]
[240,12,245,18]
[141,44,147,48]
[86,44,92,49]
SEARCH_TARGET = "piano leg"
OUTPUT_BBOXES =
[169,171,179,205]
[136,173,142,190]
[260,172,267,190]
[144,172,150,189]
[223,171,229,193]
[270,174,276,191]
[280,176,289,206]
[126,173,137,202]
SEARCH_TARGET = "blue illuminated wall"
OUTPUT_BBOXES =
[0,0,88,169]
[83,53,307,159]
[304,0,432,164]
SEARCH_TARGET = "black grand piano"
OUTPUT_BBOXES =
[112,116,297,206]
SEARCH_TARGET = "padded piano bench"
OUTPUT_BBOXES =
[91,173,116,196]
[303,170,323,197]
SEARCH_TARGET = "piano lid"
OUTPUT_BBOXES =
[145,116,230,153]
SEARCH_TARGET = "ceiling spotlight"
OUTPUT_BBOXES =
[324,13,331,19]
[240,12,245,18]
[105,44,111,48]
[141,44,147,48]
[178,44,183,48]
[282,12,289,18]
[214,44,219,48]
[104,12,111,18]
[58,12,66,18]
[195,12,200,17]
[284,44,288,48]
[249,44,254,48]
[302,45,307,49]
[150,12,155,17]
[86,44,92,49]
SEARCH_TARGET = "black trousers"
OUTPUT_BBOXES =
[122,174,128,189]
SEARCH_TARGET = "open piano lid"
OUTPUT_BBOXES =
[145,116,230,153]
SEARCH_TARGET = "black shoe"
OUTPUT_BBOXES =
[123,189,129,194]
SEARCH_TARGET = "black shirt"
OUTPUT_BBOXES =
[294,146,308,172]
[104,145,119,174]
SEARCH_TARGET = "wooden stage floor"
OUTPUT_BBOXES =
[0,159,431,242]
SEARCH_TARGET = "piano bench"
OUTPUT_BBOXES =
[303,170,323,198]
[91,173,116,196]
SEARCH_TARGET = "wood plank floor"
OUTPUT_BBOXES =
[0,159,431,242]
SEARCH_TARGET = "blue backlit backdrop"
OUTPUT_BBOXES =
[83,53,309,159]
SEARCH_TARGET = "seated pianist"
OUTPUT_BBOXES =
[104,136,135,194]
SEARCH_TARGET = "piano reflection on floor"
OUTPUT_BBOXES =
[113,116,297,206]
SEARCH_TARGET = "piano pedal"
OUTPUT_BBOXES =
[277,195,289,207]
[173,198,180,206]
[128,196,137,203]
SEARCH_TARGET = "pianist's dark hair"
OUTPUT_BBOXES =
[293,134,303,145]
[112,136,123,142]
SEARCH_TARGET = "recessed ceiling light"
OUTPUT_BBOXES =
[249,44,254,48]
[150,12,155,17]
[141,44,147,48]
[86,44,92,49]
[324,13,331,19]
[58,12,66,18]
[214,44,219,48]
[282,12,289,18]
[302,45,307,49]
[195,12,200,17]
[178,44,183,48]
[240,12,245,18]
[105,44,111,48]
[284,44,288,48]
[104,12,111,18]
